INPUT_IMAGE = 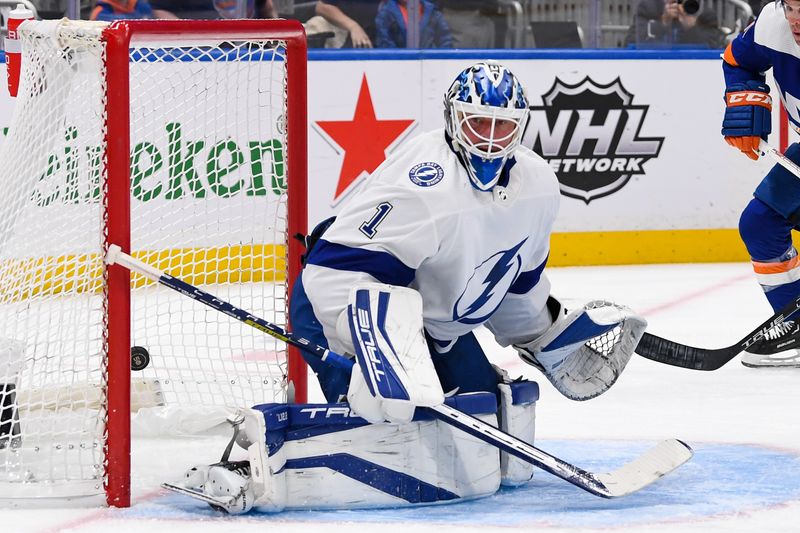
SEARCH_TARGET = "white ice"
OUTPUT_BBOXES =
[3,262,800,533]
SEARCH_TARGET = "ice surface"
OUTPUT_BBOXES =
[4,262,800,533]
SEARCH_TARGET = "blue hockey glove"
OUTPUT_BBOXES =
[721,81,772,161]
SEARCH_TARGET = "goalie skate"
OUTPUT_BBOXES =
[162,461,254,514]
[742,320,800,368]
[162,481,235,512]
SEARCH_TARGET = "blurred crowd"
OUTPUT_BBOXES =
[8,0,775,49]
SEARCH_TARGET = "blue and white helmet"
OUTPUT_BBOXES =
[444,61,530,191]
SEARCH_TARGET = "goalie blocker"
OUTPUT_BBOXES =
[167,382,539,513]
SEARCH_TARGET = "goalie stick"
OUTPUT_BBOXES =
[106,244,692,499]
[635,143,800,371]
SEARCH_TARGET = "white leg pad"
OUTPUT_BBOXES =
[243,407,288,512]
[246,392,502,511]
[498,380,538,486]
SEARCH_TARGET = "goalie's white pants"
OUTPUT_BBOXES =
[239,381,538,512]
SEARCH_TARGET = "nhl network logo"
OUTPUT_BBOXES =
[529,77,664,204]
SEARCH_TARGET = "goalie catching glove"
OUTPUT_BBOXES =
[345,283,444,424]
[515,299,646,401]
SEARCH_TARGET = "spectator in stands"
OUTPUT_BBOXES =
[437,0,496,48]
[625,0,725,48]
[90,0,155,20]
[214,0,277,18]
[147,0,215,18]
[144,0,275,19]
[735,0,765,31]
[375,0,453,48]
[314,0,380,48]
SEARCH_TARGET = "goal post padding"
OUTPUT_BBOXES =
[0,19,307,507]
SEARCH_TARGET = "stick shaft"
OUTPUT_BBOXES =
[760,141,800,177]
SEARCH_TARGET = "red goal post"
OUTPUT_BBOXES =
[0,19,307,507]
[104,20,308,507]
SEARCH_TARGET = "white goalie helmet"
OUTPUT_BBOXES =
[444,61,530,191]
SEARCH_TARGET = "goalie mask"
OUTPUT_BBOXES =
[444,62,530,192]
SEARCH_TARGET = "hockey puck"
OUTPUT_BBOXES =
[130,346,150,371]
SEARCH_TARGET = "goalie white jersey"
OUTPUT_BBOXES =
[302,129,560,354]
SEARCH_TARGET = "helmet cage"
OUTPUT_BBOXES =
[448,101,529,190]
[449,100,529,162]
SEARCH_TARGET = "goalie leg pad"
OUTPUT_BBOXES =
[346,283,444,424]
[169,393,505,514]
[223,394,500,512]
[498,380,539,486]
[515,301,647,401]
[245,405,288,512]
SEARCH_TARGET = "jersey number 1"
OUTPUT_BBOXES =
[359,202,392,239]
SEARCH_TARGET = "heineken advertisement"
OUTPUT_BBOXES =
[21,122,286,207]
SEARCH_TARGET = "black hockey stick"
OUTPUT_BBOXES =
[635,293,800,370]
[636,143,800,371]
[105,244,692,499]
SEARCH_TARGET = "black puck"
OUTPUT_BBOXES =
[130,346,150,371]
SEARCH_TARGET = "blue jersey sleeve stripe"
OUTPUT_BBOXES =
[508,256,548,295]
[307,239,416,287]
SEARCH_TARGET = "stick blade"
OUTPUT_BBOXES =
[595,439,693,498]
[635,332,736,371]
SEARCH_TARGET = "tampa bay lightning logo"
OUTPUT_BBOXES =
[408,162,444,187]
[453,240,526,324]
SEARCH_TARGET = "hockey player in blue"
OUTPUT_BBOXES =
[723,0,800,367]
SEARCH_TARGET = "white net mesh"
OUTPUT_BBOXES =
[0,20,296,498]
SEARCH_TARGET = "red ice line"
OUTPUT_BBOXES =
[638,271,753,317]
[33,488,164,533]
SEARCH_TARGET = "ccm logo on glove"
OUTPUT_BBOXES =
[726,91,772,107]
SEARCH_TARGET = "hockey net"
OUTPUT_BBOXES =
[0,19,307,504]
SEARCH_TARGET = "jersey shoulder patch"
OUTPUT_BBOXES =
[408,161,445,187]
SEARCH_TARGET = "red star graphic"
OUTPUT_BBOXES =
[316,75,414,200]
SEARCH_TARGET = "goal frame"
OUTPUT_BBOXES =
[102,19,308,507]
